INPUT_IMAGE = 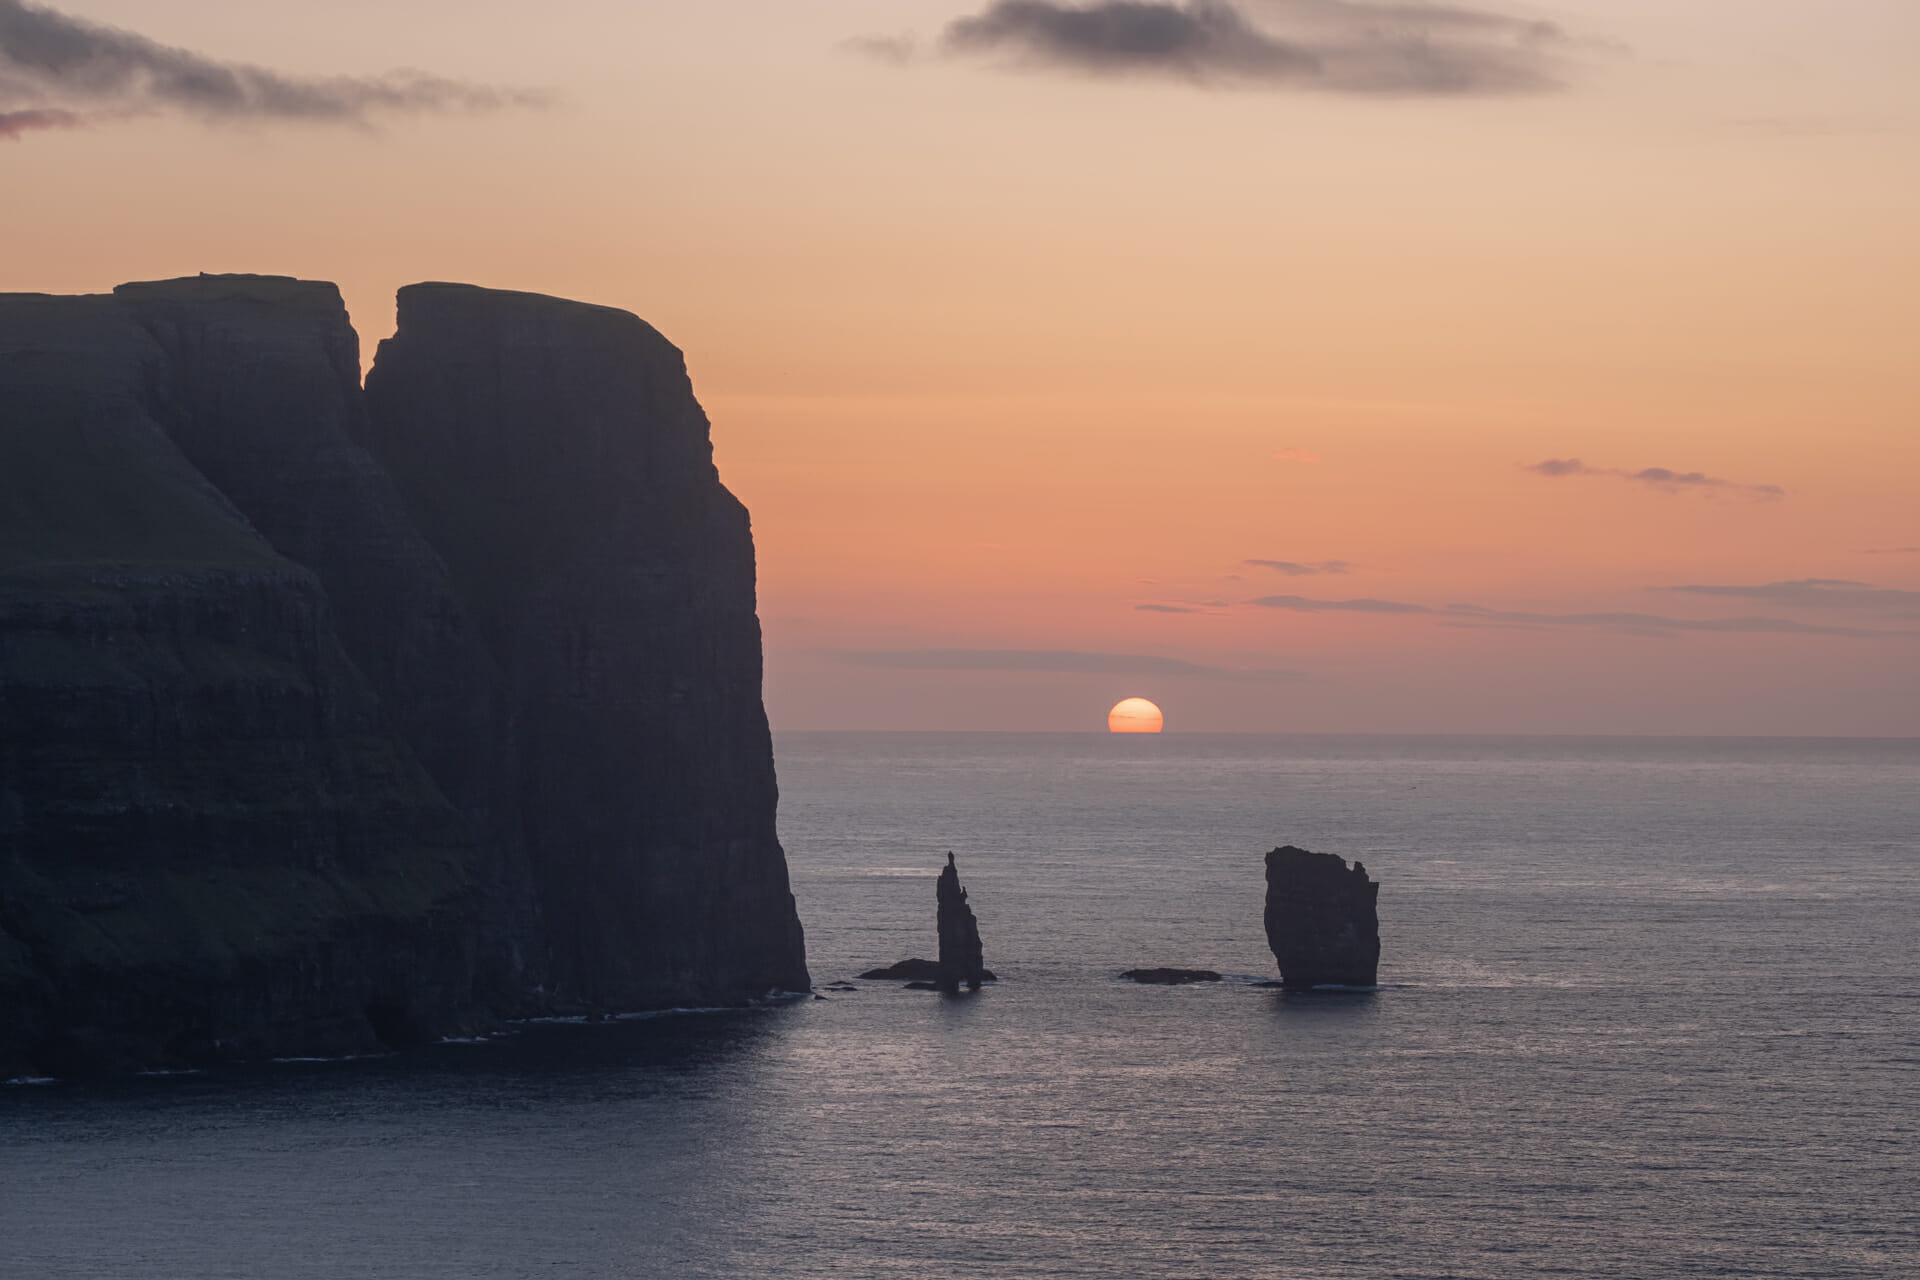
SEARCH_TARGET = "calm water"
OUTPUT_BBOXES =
[4,733,1918,1278]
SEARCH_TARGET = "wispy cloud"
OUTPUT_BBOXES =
[1136,603,1202,613]
[841,34,918,66]
[0,0,545,138]
[1525,458,1784,500]
[1250,593,1901,638]
[1662,579,1920,616]
[1247,558,1349,576]
[856,0,1576,96]
[1252,594,1430,615]
[837,647,1301,681]
[0,104,75,138]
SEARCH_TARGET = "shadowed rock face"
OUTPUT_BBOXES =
[0,274,809,1075]
[363,282,808,1008]
[936,853,986,993]
[112,276,538,1005]
[1263,845,1380,990]
[0,287,483,1076]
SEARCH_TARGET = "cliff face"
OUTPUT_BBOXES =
[0,275,809,1075]
[112,276,537,1002]
[363,283,809,1006]
[0,291,482,1077]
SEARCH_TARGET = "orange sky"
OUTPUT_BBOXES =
[5,1,1917,732]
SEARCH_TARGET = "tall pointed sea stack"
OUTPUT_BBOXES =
[1264,845,1380,990]
[936,853,987,993]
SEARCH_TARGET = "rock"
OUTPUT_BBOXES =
[0,286,484,1076]
[1120,968,1223,985]
[1263,845,1380,990]
[857,959,940,981]
[858,958,997,984]
[364,283,808,1009]
[936,853,988,993]
[113,275,538,1007]
[903,981,941,991]
[0,275,810,1076]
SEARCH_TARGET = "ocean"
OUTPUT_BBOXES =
[4,733,1917,1278]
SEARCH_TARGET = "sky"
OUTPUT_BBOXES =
[5,0,1917,734]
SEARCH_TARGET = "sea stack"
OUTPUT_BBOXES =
[1263,845,1380,990]
[936,853,987,993]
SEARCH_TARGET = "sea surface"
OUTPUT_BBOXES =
[4,733,1918,1279]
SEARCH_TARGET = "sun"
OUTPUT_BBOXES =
[1107,697,1164,734]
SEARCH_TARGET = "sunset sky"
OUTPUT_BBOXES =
[6,0,1917,733]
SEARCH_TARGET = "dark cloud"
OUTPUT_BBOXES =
[1525,457,1784,500]
[1247,558,1349,576]
[1663,579,1920,616]
[0,0,544,137]
[1250,593,1899,638]
[0,103,73,136]
[902,0,1570,95]
[837,647,1301,681]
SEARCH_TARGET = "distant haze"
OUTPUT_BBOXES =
[7,1,1919,733]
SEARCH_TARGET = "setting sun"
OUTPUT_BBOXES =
[1107,697,1165,734]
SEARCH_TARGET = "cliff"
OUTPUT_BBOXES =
[1263,845,1380,990]
[0,291,482,1076]
[363,283,808,1007]
[0,275,808,1076]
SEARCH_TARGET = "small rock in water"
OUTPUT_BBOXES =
[857,958,997,984]
[1120,968,1223,985]
[857,959,941,981]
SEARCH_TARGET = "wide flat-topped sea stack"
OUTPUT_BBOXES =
[1263,845,1380,990]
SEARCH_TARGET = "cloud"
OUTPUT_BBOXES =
[0,103,73,136]
[1662,579,1920,616]
[1136,603,1201,613]
[1247,558,1349,576]
[1252,594,1430,614]
[0,0,544,137]
[867,0,1572,95]
[1273,448,1320,463]
[1250,593,1901,637]
[837,647,1301,680]
[841,34,918,66]
[1525,457,1784,500]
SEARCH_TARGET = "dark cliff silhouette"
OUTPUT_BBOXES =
[1263,845,1380,989]
[936,852,987,993]
[0,274,808,1077]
